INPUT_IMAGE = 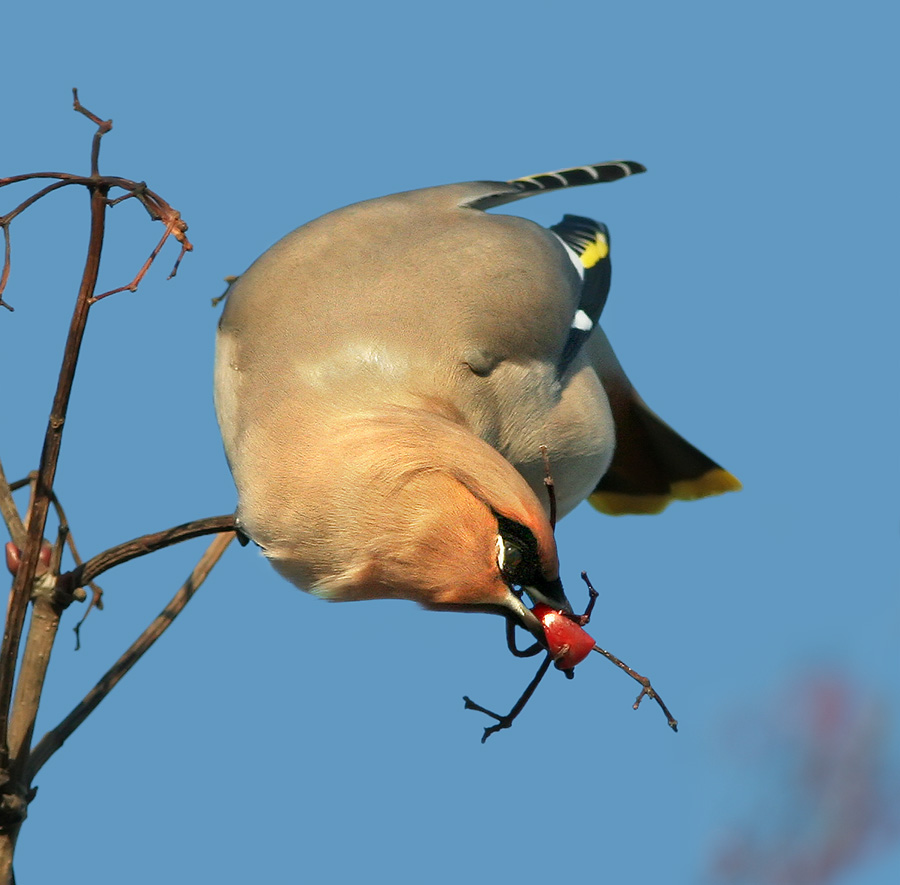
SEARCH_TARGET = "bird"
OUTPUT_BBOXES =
[213,161,740,644]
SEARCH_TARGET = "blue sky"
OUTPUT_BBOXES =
[2,2,898,883]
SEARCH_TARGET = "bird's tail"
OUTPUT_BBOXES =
[464,161,645,210]
[509,161,646,194]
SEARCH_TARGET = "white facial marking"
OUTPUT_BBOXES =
[495,534,505,572]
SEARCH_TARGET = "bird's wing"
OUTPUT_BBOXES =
[586,327,741,515]
[549,214,612,377]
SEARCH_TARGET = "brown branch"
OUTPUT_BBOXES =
[0,224,11,312]
[0,180,77,226]
[0,93,197,771]
[0,182,109,766]
[0,173,192,247]
[0,93,201,882]
[106,187,143,207]
[464,654,554,743]
[72,89,111,177]
[0,460,25,550]
[6,472,103,612]
[0,172,174,199]
[7,585,67,782]
[48,523,67,578]
[580,573,678,732]
[166,239,190,280]
[65,515,237,590]
[1,94,110,766]
[5,513,84,788]
[90,218,181,302]
[589,643,679,732]
[0,176,192,310]
[0,171,87,186]
[38,479,103,647]
[47,490,104,613]
[26,531,235,780]
[71,519,107,648]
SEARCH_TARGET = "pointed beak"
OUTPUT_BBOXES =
[504,576,573,645]
[504,592,545,643]
[522,576,573,615]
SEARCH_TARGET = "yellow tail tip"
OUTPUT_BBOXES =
[589,468,742,516]
[589,491,671,516]
[671,468,742,501]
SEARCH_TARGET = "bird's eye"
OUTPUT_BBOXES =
[497,536,525,580]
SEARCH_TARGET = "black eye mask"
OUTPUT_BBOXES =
[494,513,542,587]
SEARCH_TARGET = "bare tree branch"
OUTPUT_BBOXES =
[7,584,68,782]
[72,88,111,176]
[0,460,25,550]
[91,217,185,302]
[26,532,235,780]
[64,515,237,591]
[0,183,108,766]
[0,174,192,310]
[0,94,196,769]
[5,473,104,611]
[0,91,204,883]
[0,224,10,312]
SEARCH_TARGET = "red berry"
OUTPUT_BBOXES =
[532,604,596,669]
[5,541,53,577]
[5,542,20,576]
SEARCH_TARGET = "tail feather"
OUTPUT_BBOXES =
[510,160,646,194]
[463,161,645,211]
[590,395,742,516]
[587,327,741,516]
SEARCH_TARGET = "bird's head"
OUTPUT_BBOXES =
[399,467,572,641]
[277,407,573,642]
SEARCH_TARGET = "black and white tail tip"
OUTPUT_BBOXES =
[509,161,646,194]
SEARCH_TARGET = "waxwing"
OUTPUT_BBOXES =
[214,161,740,641]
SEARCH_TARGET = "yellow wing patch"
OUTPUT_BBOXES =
[579,233,609,269]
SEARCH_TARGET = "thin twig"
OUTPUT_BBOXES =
[539,445,557,530]
[580,573,678,732]
[0,171,192,247]
[570,571,599,627]
[49,524,68,577]
[6,473,104,614]
[48,491,104,611]
[166,239,190,280]
[40,482,103,649]
[464,654,553,743]
[65,515,237,590]
[0,180,77,226]
[106,185,145,208]
[0,460,25,550]
[0,176,192,307]
[504,618,544,658]
[90,219,179,302]
[589,644,678,732]
[0,224,12,312]
[72,89,111,178]
[26,531,235,780]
